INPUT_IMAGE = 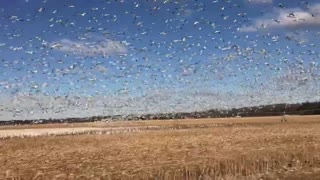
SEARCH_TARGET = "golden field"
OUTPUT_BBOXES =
[1,115,320,179]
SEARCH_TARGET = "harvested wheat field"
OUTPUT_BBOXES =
[1,115,320,180]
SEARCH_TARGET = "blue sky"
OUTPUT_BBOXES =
[0,0,319,120]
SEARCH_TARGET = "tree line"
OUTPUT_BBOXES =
[1,101,319,126]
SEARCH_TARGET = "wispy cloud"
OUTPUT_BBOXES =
[51,38,127,57]
[180,9,193,18]
[239,3,320,32]
[245,0,272,4]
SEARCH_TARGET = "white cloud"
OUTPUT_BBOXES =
[239,4,320,32]
[51,38,127,57]
[238,26,258,32]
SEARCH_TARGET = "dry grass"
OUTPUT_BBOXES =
[0,115,320,179]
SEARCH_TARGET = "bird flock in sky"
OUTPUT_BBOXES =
[0,0,319,120]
